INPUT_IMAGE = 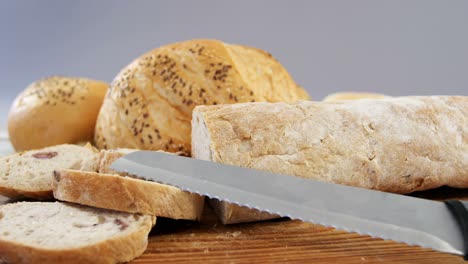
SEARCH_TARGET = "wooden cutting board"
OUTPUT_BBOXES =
[0,189,466,263]
[133,187,468,264]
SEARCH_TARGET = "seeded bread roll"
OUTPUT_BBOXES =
[323,92,389,102]
[0,202,155,264]
[192,96,468,224]
[95,39,309,154]
[8,76,108,151]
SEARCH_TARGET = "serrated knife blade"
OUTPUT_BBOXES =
[110,150,465,257]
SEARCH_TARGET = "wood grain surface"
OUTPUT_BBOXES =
[132,187,468,264]
[1,188,466,263]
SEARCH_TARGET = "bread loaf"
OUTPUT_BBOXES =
[0,201,155,264]
[192,96,468,224]
[8,77,108,151]
[322,92,388,102]
[0,144,97,199]
[53,148,204,220]
[95,39,309,155]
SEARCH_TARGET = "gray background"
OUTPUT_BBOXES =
[0,0,467,132]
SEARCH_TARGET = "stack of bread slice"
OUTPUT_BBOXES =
[0,144,204,264]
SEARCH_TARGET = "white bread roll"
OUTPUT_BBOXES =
[95,39,310,155]
[8,76,108,151]
[192,96,468,224]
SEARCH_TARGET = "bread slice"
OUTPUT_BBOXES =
[0,144,98,199]
[53,169,204,221]
[192,96,468,224]
[0,201,155,264]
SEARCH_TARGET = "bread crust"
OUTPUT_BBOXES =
[192,96,468,224]
[94,39,309,154]
[53,169,204,221]
[322,92,389,101]
[0,203,155,264]
[8,76,108,151]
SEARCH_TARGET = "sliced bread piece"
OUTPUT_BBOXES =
[0,144,98,199]
[0,201,155,264]
[53,169,204,221]
[97,148,138,174]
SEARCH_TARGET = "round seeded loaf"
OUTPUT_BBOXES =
[95,39,310,155]
[0,201,155,264]
[8,76,108,151]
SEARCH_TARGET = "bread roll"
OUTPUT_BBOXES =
[8,77,108,151]
[95,39,309,154]
[192,96,468,224]
[323,92,388,102]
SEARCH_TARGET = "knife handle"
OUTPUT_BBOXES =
[444,200,468,260]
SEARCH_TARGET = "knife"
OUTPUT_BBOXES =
[110,151,468,258]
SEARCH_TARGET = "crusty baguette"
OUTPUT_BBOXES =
[95,39,309,155]
[0,144,97,199]
[0,201,155,264]
[322,92,389,102]
[192,96,468,224]
[53,169,204,220]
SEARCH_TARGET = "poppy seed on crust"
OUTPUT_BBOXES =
[94,39,309,154]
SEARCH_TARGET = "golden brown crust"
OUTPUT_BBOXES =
[0,213,154,264]
[209,199,279,225]
[193,96,468,223]
[97,149,137,174]
[53,169,204,220]
[94,39,309,154]
[8,77,108,151]
[0,185,52,200]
